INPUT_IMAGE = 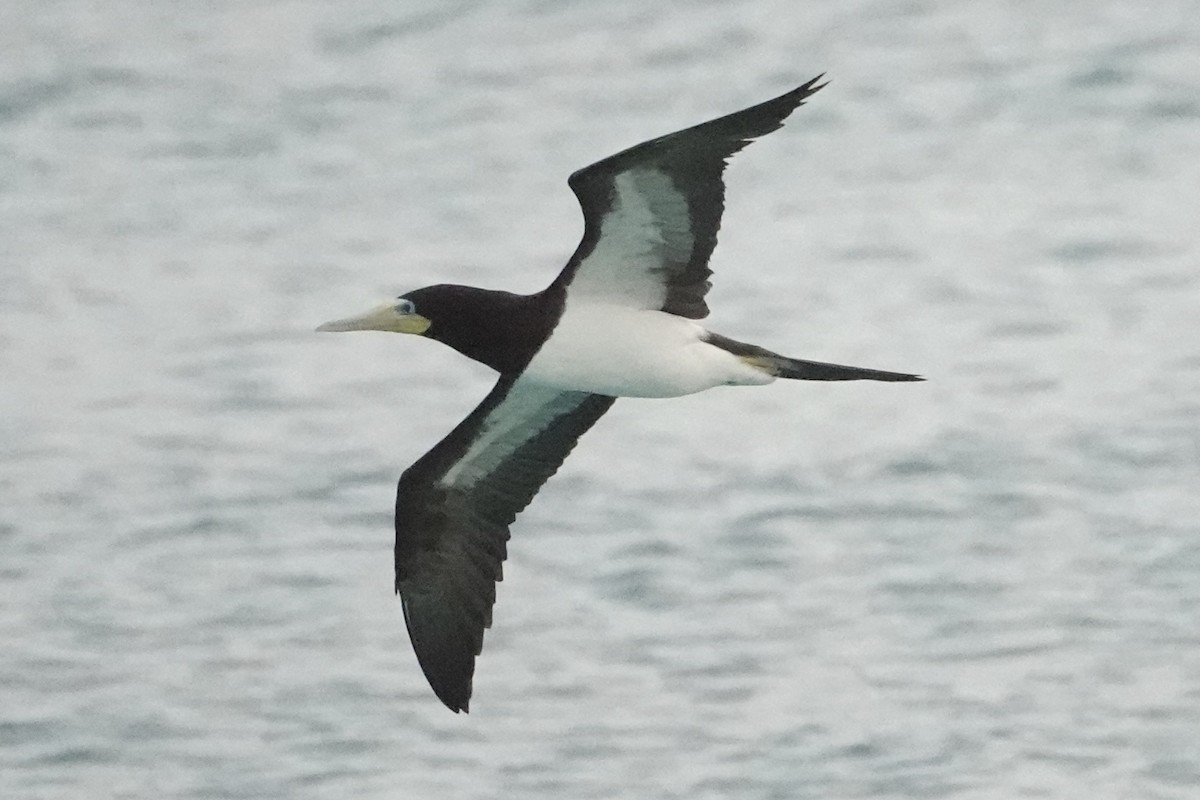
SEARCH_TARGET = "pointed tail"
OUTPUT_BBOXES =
[759,355,923,382]
[705,332,923,382]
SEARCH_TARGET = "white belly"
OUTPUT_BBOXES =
[522,303,774,398]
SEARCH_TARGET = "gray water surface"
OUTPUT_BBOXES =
[4,2,1200,798]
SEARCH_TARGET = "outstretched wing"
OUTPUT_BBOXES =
[394,375,615,712]
[550,76,826,319]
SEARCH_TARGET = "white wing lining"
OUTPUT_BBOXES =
[565,169,695,309]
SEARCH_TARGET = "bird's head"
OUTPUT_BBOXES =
[316,291,433,336]
[317,284,536,373]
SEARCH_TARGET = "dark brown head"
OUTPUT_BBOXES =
[317,284,558,373]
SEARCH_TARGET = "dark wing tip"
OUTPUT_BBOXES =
[793,73,829,99]
[414,633,476,713]
[749,73,828,130]
[399,589,479,713]
[803,73,829,93]
[438,687,470,714]
[566,72,829,189]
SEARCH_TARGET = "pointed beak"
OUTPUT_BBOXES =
[316,303,431,335]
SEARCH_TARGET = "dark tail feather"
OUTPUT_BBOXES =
[703,333,923,383]
[766,355,923,382]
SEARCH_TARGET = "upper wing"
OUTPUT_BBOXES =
[393,375,615,712]
[550,76,826,319]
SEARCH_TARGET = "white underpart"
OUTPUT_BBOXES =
[566,169,693,309]
[523,302,774,398]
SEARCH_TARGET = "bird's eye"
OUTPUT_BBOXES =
[395,299,416,315]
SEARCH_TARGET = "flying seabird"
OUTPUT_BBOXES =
[318,76,922,712]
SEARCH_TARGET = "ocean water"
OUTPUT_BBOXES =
[4,1,1200,797]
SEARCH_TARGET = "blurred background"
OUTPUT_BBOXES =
[3,1,1199,797]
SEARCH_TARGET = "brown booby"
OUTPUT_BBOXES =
[318,76,922,712]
